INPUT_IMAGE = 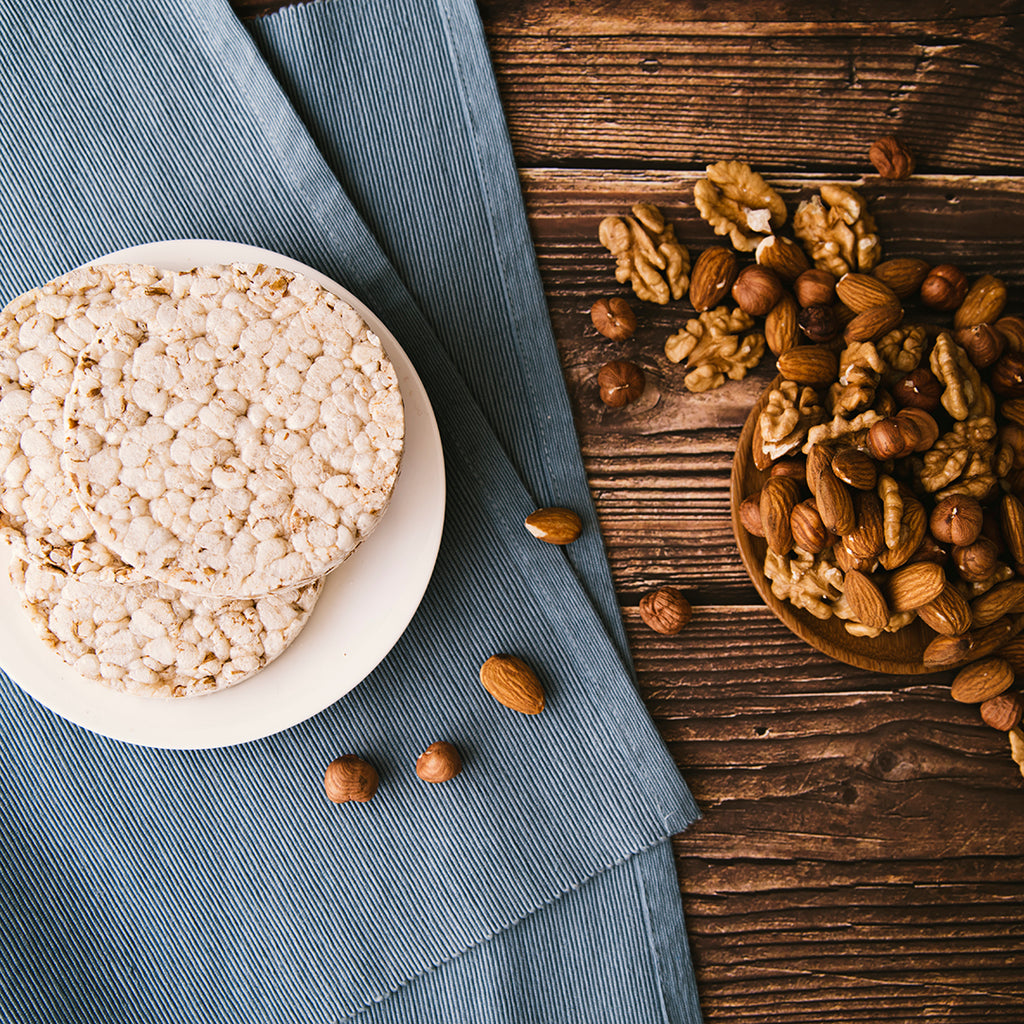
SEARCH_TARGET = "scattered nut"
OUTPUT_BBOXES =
[664,306,763,393]
[930,494,983,547]
[792,183,881,277]
[689,246,739,311]
[920,264,968,311]
[480,654,545,715]
[868,135,916,179]
[638,587,693,634]
[892,367,942,411]
[954,274,1007,330]
[598,360,645,407]
[416,741,462,783]
[590,297,637,341]
[599,203,690,304]
[872,257,930,298]
[797,304,838,343]
[731,265,784,316]
[525,507,583,545]
[324,755,379,804]
[794,269,837,307]
[955,324,1005,369]
[951,657,1014,703]
[980,692,1024,732]
[693,160,788,251]
[755,234,810,281]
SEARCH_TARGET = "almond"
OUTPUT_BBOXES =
[1001,493,1024,565]
[765,292,799,356]
[831,448,877,491]
[480,654,545,714]
[879,496,927,570]
[814,467,855,536]
[805,443,835,496]
[836,273,899,313]
[950,657,1014,703]
[970,580,1024,629]
[755,234,810,281]
[953,274,1007,329]
[689,246,739,312]
[923,632,975,668]
[872,257,930,299]
[751,416,774,471]
[777,345,838,387]
[844,489,885,559]
[524,507,582,545]
[760,476,801,555]
[918,585,973,637]
[843,303,904,344]
[790,499,829,554]
[887,561,945,612]
[843,569,890,630]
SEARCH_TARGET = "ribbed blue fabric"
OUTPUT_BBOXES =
[0,1,704,1021]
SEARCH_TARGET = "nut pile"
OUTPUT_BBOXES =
[592,139,1024,775]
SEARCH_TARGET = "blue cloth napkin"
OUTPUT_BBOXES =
[0,1,704,1021]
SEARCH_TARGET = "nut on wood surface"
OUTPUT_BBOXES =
[589,296,637,341]
[951,657,1015,704]
[639,586,693,634]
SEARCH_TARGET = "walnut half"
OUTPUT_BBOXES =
[664,306,764,393]
[693,161,787,252]
[598,203,690,304]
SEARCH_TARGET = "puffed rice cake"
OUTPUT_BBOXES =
[62,262,404,598]
[10,551,323,698]
[0,265,145,583]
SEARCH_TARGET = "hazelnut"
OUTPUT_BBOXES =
[794,269,837,307]
[952,537,999,582]
[324,755,379,804]
[891,367,942,411]
[930,494,984,547]
[955,323,1005,369]
[731,265,784,316]
[638,587,692,635]
[598,360,645,407]
[868,134,916,180]
[873,388,898,419]
[996,315,1024,353]
[920,264,968,311]
[895,407,939,453]
[866,418,908,460]
[739,492,765,537]
[590,297,637,342]
[990,352,1024,399]
[980,692,1024,731]
[416,741,462,783]
[797,303,838,343]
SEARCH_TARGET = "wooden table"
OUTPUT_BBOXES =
[236,2,1024,1019]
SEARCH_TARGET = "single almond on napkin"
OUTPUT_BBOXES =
[480,654,545,714]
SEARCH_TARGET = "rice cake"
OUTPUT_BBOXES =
[10,551,323,698]
[0,266,148,583]
[63,263,404,597]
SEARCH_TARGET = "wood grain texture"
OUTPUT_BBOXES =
[480,0,1024,172]
[226,1,1024,1018]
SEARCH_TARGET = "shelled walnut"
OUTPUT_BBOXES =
[693,160,787,251]
[664,306,764,392]
[792,183,881,277]
[598,202,690,304]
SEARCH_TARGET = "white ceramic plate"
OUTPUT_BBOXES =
[0,240,445,749]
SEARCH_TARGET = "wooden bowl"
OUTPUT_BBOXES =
[732,378,956,675]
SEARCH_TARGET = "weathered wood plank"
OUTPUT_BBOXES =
[480,1,1024,172]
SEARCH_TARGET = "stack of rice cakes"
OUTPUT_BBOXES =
[0,263,404,698]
